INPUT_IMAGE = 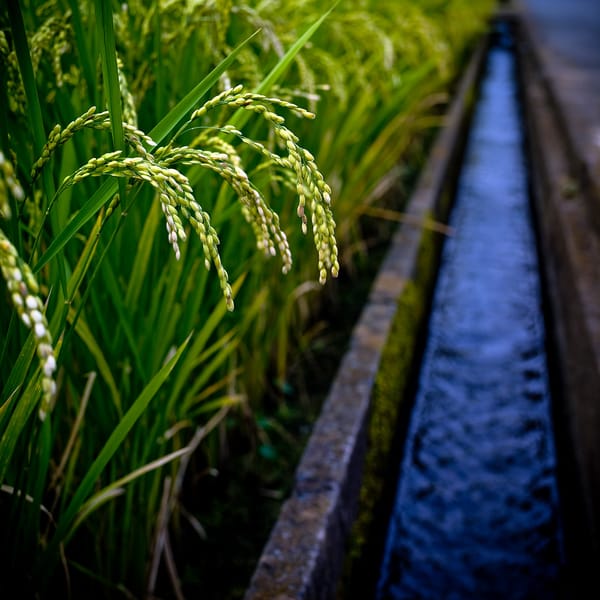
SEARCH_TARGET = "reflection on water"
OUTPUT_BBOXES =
[376,26,564,600]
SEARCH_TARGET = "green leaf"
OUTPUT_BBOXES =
[6,0,47,163]
[7,0,67,291]
[124,200,161,308]
[94,0,127,210]
[229,2,340,132]
[147,29,261,146]
[167,274,246,409]
[68,310,121,415]
[67,0,96,103]
[256,2,339,95]
[33,29,261,275]
[72,447,190,533]
[36,334,191,580]
[0,372,40,484]
[94,0,125,153]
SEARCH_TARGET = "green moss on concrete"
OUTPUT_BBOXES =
[338,222,443,599]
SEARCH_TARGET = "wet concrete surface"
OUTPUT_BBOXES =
[376,30,564,599]
[516,0,600,585]
[521,0,600,68]
[518,0,600,219]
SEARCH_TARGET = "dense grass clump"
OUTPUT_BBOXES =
[1,0,494,596]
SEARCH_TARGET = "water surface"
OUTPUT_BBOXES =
[376,30,564,600]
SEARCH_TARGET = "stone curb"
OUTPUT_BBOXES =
[514,9,600,597]
[243,34,490,600]
[513,1,600,237]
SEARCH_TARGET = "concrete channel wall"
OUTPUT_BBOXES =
[245,8,600,599]
[515,9,600,597]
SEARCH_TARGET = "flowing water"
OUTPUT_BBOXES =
[376,26,564,600]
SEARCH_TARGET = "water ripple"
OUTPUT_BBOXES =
[377,28,563,600]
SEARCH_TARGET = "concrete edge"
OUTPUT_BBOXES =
[513,1,600,237]
[243,34,490,600]
[513,9,600,596]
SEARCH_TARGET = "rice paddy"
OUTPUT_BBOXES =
[0,1,494,596]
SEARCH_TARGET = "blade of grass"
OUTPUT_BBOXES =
[256,1,340,95]
[181,340,240,412]
[67,0,96,104]
[94,0,127,220]
[50,372,95,489]
[147,29,261,146]
[6,1,49,172]
[94,0,125,154]
[7,0,67,292]
[167,274,246,409]
[64,209,104,302]
[67,310,121,415]
[0,370,41,484]
[33,29,261,275]
[25,417,52,555]
[224,2,341,135]
[36,333,191,582]
[124,200,161,308]
[0,330,36,429]
[98,259,147,382]
[72,447,190,533]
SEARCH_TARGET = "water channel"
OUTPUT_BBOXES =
[375,24,565,599]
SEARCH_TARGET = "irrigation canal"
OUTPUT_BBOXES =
[375,24,564,599]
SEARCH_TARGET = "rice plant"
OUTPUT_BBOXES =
[1,0,494,596]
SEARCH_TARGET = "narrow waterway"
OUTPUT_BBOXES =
[376,26,564,600]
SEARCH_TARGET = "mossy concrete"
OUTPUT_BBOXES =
[244,35,489,600]
[337,236,436,600]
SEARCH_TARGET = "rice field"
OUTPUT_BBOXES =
[0,1,494,597]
